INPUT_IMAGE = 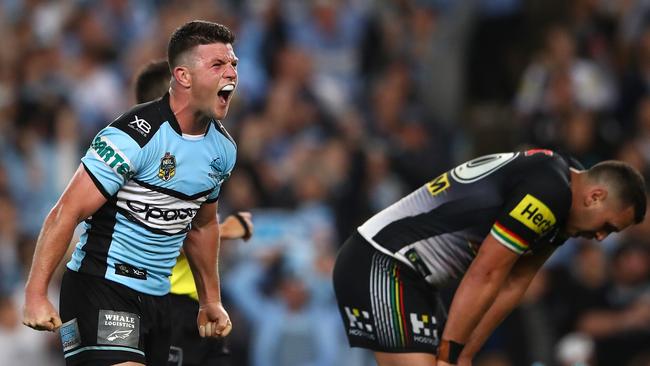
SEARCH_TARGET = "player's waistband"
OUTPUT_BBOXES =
[353,230,434,282]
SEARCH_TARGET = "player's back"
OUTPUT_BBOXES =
[358,150,576,287]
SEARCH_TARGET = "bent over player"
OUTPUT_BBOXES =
[333,150,646,366]
[23,20,240,366]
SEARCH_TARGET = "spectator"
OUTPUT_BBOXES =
[226,253,339,366]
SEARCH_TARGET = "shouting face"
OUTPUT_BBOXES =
[185,43,238,120]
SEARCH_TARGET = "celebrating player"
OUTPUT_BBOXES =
[23,20,240,366]
[134,58,253,366]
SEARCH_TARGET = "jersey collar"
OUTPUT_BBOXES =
[158,92,183,136]
[158,92,219,137]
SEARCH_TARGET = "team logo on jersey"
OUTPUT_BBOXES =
[509,194,556,234]
[209,157,230,184]
[158,152,176,181]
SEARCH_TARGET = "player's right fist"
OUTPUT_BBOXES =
[23,294,62,332]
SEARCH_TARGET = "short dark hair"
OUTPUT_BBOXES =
[167,20,235,69]
[134,59,171,103]
[587,160,647,223]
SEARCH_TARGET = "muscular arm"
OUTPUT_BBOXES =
[183,201,232,337]
[441,235,520,353]
[183,201,221,305]
[459,244,556,362]
[23,164,107,330]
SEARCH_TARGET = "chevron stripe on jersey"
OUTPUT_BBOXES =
[115,180,210,235]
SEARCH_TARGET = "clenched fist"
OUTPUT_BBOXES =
[197,301,232,338]
[23,294,62,332]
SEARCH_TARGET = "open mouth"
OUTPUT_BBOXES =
[217,84,235,104]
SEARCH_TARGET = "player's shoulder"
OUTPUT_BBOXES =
[501,150,577,245]
[108,97,170,148]
[516,149,579,178]
[515,149,580,202]
[211,120,236,148]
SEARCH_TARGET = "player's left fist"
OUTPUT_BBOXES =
[197,302,232,338]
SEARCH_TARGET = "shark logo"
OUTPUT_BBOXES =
[209,157,230,184]
[107,329,133,342]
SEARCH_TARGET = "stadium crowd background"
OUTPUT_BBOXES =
[0,0,649,365]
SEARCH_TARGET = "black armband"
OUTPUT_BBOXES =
[233,212,252,240]
[438,339,464,364]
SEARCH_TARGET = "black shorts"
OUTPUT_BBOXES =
[59,269,171,366]
[168,294,230,366]
[333,232,447,354]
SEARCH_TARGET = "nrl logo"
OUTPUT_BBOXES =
[158,152,176,181]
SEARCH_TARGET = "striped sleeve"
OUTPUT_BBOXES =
[490,221,530,254]
[490,159,571,254]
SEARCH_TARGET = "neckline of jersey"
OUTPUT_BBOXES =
[159,92,213,138]
[181,133,205,141]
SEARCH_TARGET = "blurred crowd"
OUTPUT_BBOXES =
[0,0,649,365]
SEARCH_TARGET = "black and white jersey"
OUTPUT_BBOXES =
[358,150,578,287]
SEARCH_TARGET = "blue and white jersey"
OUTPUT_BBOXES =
[67,93,237,296]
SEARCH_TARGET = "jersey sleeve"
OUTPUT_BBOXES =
[81,127,143,198]
[490,173,571,255]
[205,181,224,203]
